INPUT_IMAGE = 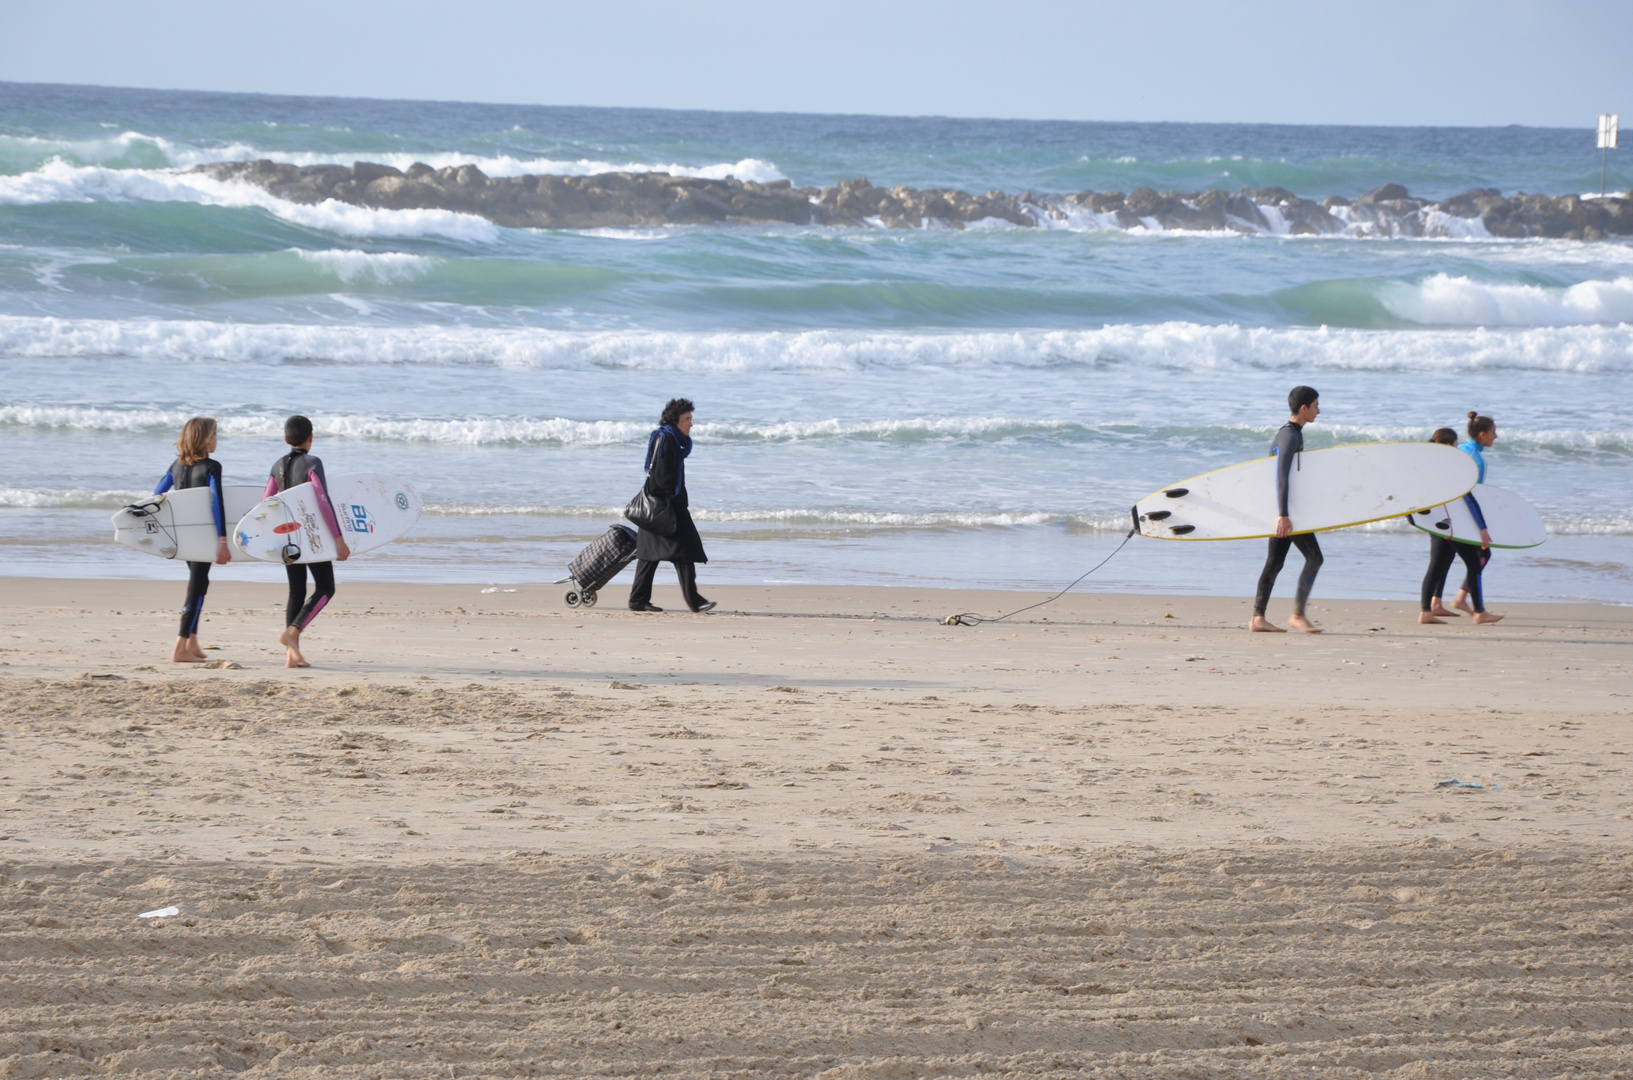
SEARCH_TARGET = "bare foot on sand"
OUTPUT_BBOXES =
[279,626,309,668]
[1249,615,1286,633]
[1418,612,1446,624]
[171,639,206,663]
[1429,601,1460,618]
[187,637,208,660]
[1472,611,1505,625]
[1451,591,1474,615]
[1287,614,1323,634]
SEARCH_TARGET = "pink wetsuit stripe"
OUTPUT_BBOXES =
[309,472,343,539]
[298,593,329,630]
[263,476,278,498]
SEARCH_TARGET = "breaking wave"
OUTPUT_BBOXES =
[3,405,1626,458]
[2,316,1631,374]
[1378,274,1633,327]
[0,160,501,242]
[0,129,785,183]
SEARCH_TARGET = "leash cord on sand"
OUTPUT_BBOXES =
[942,527,1136,627]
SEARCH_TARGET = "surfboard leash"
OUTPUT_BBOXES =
[123,497,181,560]
[942,517,1139,627]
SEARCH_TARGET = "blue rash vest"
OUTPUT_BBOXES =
[1457,439,1487,531]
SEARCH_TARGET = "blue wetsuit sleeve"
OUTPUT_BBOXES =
[154,471,174,496]
[207,463,226,538]
[1463,492,1487,531]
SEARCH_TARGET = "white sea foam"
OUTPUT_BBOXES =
[2,316,1631,374]
[292,249,434,283]
[0,131,787,184]
[5,405,1626,459]
[0,406,1081,446]
[422,503,1066,528]
[0,486,145,509]
[0,161,499,242]
[1380,273,1633,327]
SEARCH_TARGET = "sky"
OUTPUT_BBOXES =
[1,0,1630,127]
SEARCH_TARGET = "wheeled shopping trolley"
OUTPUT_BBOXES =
[555,523,638,608]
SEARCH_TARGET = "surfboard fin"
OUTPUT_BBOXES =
[1164,488,1188,498]
[1144,510,1172,521]
[1170,525,1196,535]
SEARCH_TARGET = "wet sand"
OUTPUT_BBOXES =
[2,578,1630,1077]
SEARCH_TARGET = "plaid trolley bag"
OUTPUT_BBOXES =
[557,523,638,608]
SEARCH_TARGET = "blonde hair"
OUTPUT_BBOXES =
[177,417,217,466]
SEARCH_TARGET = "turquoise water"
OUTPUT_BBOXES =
[2,82,1630,603]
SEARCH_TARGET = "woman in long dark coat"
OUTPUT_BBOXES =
[628,397,713,612]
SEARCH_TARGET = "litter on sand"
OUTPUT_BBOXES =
[1434,778,1499,791]
[480,587,518,594]
[138,906,180,919]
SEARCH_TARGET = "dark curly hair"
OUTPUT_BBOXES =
[660,398,695,426]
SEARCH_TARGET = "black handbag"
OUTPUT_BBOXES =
[624,487,676,537]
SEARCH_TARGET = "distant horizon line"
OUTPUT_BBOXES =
[0,79,1601,134]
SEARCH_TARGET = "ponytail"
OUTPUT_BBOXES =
[1466,411,1494,438]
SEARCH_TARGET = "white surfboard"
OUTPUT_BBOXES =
[112,486,266,561]
[1134,442,1478,541]
[1407,484,1546,549]
[233,474,421,564]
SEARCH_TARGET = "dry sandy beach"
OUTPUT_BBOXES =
[3,576,1631,1077]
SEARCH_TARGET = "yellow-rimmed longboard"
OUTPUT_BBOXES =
[1134,442,1478,541]
[1407,484,1546,549]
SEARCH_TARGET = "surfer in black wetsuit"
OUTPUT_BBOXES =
[265,415,349,668]
[1250,386,1324,633]
[157,417,231,663]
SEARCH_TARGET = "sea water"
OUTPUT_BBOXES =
[2,82,1630,604]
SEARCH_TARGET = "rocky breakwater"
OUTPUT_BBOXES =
[193,160,1633,239]
[191,160,1028,230]
[1031,182,1633,239]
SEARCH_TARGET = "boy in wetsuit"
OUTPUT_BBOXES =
[266,415,349,667]
[1250,386,1324,634]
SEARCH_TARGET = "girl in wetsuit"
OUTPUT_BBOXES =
[1450,412,1504,624]
[156,417,231,663]
[1418,426,1490,623]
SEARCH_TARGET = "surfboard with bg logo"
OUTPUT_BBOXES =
[233,474,422,564]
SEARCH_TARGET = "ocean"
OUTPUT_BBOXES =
[2,82,1630,604]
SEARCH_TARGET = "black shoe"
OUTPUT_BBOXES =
[690,600,717,613]
[629,602,664,612]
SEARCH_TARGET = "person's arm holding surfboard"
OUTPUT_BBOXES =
[306,459,350,562]
[1462,491,1491,551]
[205,456,231,566]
